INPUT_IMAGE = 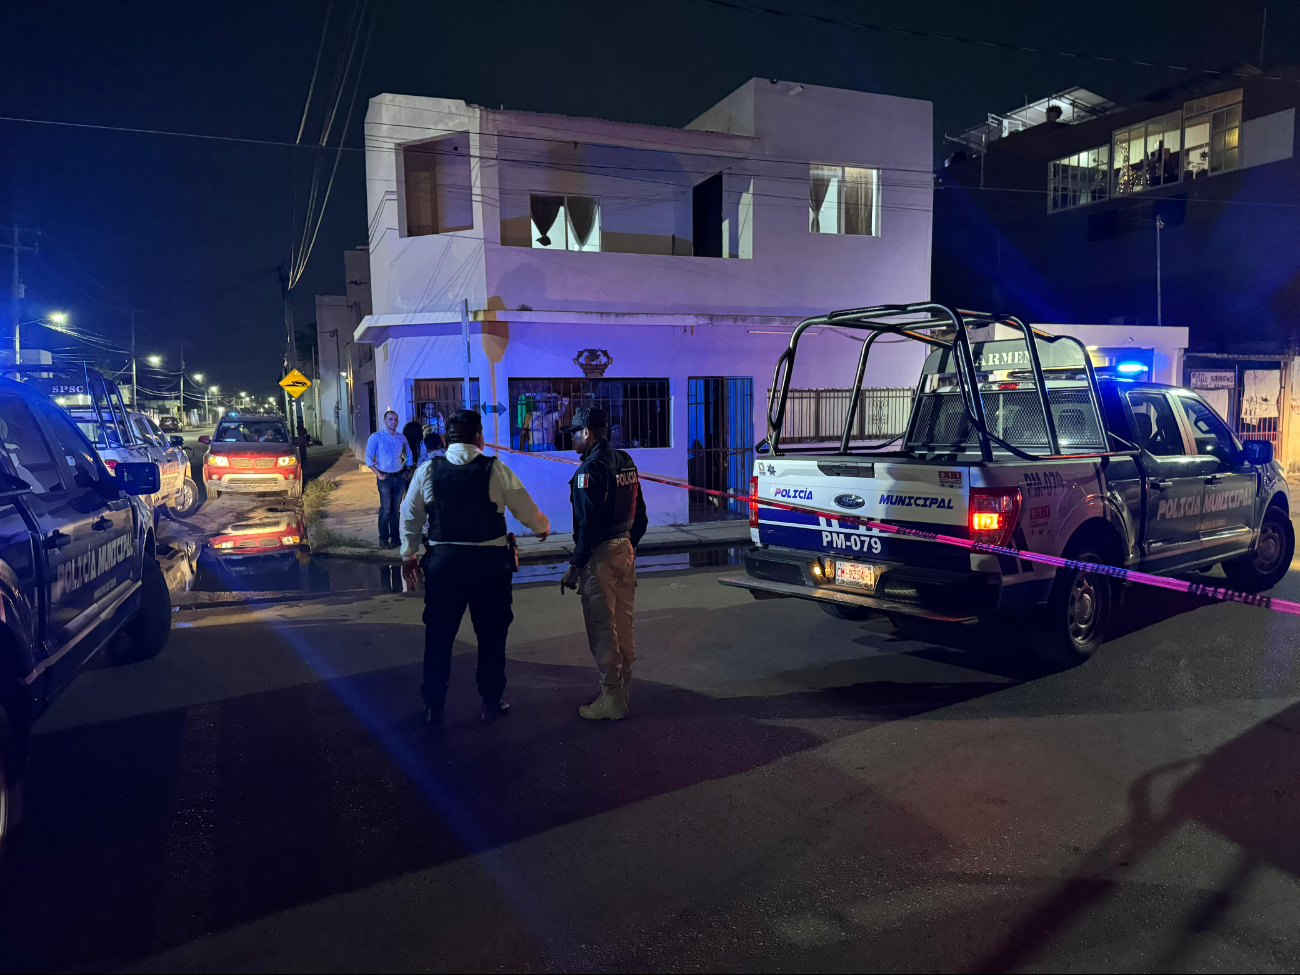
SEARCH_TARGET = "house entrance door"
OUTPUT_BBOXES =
[687,377,753,522]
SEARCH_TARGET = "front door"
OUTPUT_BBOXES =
[1127,390,1207,570]
[30,395,136,692]
[1173,391,1258,563]
[687,377,754,522]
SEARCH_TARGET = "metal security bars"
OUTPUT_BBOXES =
[410,378,480,436]
[508,378,670,452]
[687,377,754,521]
[774,387,913,444]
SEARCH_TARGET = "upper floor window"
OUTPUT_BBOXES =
[1183,89,1241,178]
[1113,112,1182,195]
[809,164,879,236]
[402,134,473,236]
[530,194,601,251]
[1048,146,1110,212]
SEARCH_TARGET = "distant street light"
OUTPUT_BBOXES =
[48,312,67,324]
[146,355,162,366]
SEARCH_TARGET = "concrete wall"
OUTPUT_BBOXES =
[368,317,927,533]
[315,295,356,447]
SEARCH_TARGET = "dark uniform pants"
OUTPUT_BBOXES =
[421,545,514,711]
[578,537,636,687]
[376,473,405,545]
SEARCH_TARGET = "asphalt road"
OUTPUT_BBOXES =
[3,545,1300,971]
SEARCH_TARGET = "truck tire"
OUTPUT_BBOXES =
[1223,506,1294,594]
[0,701,22,869]
[1033,547,1113,664]
[819,602,873,621]
[174,477,200,517]
[110,555,171,664]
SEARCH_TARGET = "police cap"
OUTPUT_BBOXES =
[561,405,609,433]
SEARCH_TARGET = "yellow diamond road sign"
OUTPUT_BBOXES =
[279,369,312,399]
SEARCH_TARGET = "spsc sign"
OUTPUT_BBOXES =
[279,369,312,399]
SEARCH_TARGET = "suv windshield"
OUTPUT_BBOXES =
[214,420,289,444]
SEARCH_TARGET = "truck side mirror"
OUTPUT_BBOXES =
[169,435,186,448]
[198,435,211,444]
[115,462,161,496]
[1243,440,1273,465]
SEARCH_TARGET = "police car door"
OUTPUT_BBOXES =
[1127,390,1206,570]
[31,396,136,689]
[1172,391,1257,563]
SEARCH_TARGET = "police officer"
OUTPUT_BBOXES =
[559,407,648,720]
[400,410,550,724]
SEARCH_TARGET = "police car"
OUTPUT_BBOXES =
[0,368,170,861]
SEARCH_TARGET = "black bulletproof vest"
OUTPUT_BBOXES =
[427,455,508,543]
[609,449,640,537]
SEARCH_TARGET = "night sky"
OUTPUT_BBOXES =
[2,0,1291,400]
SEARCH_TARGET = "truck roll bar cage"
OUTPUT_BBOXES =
[765,302,1118,463]
[6,361,143,450]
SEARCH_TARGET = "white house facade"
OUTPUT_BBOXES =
[355,78,936,532]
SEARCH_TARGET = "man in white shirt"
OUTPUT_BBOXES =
[400,410,550,724]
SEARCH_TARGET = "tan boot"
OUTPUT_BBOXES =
[578,684,628,720]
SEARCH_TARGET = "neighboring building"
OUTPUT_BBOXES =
[315,247,374,451]
[933,67,1300,466]
[355,79,935,531]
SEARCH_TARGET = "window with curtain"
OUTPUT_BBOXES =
[808,164,880,236]
[529,194,601,251]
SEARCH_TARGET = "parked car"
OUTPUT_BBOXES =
[200,413,302,499]
[67,406,175,517]
[0,368,169,860]
[726,303,1293,663]
[158,416,182,434]
[129,411,199,516]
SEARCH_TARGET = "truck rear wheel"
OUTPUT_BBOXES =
[819,602,873,621]
[1223,506,1294,594]
[0,702,21,869]
[1033,548,1113,664]
[110,555,171,664]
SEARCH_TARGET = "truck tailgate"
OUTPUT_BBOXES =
[757,459,971,558]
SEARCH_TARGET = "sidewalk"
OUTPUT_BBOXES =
[306,451,752,563]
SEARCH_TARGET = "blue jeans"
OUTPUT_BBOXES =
[376,473,405,546]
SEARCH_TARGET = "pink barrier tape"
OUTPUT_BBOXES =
[486,443,1298,615]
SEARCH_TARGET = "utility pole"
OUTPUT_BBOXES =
[279,263,301,428]
[129,309,145,406]
[3,225,38,363]
[178,340,187,423]
[1155,214,1165,327]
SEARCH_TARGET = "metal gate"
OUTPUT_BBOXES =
[687,377,753,521]
[1186,360,1283,450]
[775,386,914,443]
[409,378,480,436]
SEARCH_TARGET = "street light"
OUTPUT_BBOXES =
[147,355,161,366]
[192,373,203,383]
[48,312,67,325]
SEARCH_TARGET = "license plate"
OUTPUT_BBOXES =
[834,561,882,592]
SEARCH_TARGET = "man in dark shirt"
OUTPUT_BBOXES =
[559,407,648,720]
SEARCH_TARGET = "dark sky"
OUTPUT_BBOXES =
[2,0,1292,401]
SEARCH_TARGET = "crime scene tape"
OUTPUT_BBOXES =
[484,443,1300,615]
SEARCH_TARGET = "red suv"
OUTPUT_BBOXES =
[199,413,301,499]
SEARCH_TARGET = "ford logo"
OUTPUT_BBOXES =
[835,494,865,509]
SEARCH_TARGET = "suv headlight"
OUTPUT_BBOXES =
[208,454,229,467]
[277,455,297,467]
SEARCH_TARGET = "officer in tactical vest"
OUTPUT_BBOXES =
[400,410,550,724]
[559,407,648,720]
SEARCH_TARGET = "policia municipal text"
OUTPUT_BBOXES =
[559,407,648,721]
[400,411,550,723]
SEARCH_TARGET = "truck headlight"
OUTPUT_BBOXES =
[208,454,229,467]
[277,455,297,467]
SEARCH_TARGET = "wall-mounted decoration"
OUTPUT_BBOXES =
[574,348,613,379]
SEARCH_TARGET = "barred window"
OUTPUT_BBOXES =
[411,378,480,437]
[508,378,670,452]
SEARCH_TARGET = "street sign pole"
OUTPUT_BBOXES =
[461,298,473,410]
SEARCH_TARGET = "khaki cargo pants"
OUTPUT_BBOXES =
[578,537,636,687]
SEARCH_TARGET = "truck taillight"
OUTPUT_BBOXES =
[968,487,1021,548]
[748,475,759,528]
[102,459,117,472]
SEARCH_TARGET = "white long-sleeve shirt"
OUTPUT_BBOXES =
[399,443,550,559]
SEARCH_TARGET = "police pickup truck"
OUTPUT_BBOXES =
[723,304,1292,662]
[0,366,169,859]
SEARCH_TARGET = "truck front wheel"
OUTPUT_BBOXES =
[1223,506,1294,594]
[1034,548,1113,664]
[110,555,171,664]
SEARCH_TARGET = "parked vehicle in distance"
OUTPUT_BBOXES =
[0,367,170,860]
[200,413,302,499]
[128,411,199,517]
[158,415,182,434]
[725,303,1293,664]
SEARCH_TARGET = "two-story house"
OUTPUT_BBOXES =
[355,78,935,531]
